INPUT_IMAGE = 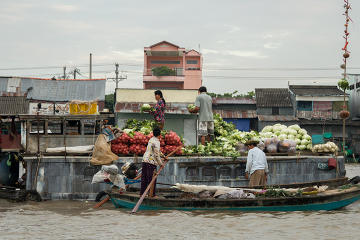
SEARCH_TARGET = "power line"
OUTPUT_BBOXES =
[2,62,360,71]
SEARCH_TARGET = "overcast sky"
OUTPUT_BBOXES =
[1,0,359,94]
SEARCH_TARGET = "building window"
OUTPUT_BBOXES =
[272,107,279,115]
[350,84,354,90]
[65,120,80,135]
[83,120,101,135]
[150,60,180,64]
[186,60,198,64]
[31,121,45,134]
[356,82,360,89]
[297,101,313,111]
[48,121,62,134]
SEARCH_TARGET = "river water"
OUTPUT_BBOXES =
[0,164,359,240]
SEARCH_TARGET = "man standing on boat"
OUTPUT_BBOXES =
[245,141,269,187]
[188,86,214,145]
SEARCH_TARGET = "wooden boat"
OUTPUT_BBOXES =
[109,183,360,212]
[0,185,41,202]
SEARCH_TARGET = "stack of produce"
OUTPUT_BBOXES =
[110,119,183,156]
[183,114,260,158]
[260,124,312,151]
[312,142,339,153]
[187,104,196,111]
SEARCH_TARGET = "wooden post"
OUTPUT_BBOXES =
[44,120,48,136]
[26,121,30,152]
[63,117,67,160]
[80,120,85,135]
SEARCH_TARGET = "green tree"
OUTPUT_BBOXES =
[105,93,114,112]
[152,66,176,76]
[208,90,255,99]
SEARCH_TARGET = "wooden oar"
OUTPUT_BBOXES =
[93,195,111,209]
[93,173,142,209]
[131,146,181,214]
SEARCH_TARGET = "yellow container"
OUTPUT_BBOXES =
[69,101,98,115]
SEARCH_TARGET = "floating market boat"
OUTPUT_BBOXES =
[109,184,360,212]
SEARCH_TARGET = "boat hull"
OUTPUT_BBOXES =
[109,187,360,212]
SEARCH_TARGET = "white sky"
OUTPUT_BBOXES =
[0,0,359,94]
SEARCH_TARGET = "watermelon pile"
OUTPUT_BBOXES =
[111,124,183,156]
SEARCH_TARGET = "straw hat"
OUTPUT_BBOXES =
[245,140,259,146]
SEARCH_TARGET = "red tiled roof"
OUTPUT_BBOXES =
[149,41,180,48]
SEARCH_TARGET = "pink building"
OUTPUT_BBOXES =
[143,41,202,90]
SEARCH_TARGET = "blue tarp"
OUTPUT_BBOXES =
[224,118,250,132]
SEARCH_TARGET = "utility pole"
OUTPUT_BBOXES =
[107,64,127,106]
[111,63,126,89]
[89,53,92,79]
[115,63,119,89]
[63,66,66,79]
[72,68,80,79]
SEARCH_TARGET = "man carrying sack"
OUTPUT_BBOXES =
[245,140,269,187]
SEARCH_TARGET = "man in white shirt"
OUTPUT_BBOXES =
[245,141,269,187]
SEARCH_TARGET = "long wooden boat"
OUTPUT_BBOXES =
[109,184,360,212]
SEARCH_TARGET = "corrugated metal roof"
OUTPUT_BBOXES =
[257,115,297,121]
[212,97,256,105]
[0,96,29,115]
[22,78,105,101]
[213,110,257,118]
[255,88,292,107]
[0,77,105,101]
[289,85,345,96]
[0,77,9,94]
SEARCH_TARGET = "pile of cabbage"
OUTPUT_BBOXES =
[183,114,259,158]
[312,142,339,153]
[260,124,312,151]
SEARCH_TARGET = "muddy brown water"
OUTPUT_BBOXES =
[0,164,359,240]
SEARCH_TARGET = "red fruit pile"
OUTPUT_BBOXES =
[163,131,183,155]
[111,131,183,156]
[129,144,147,155]
[111,143,129,155]
[165,131,182,145]
[119,133,131,144]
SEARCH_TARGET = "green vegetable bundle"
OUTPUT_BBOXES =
[140,104,154,113]
[187,104,196,111]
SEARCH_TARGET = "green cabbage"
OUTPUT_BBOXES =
[298,145,306,150]
[289,124,301,131]
[298,129,307,135]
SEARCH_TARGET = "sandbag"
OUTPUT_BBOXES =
[46,145,94,153]
[278,140,297,153]
[90,134,119,165]
[91,166,125,189]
